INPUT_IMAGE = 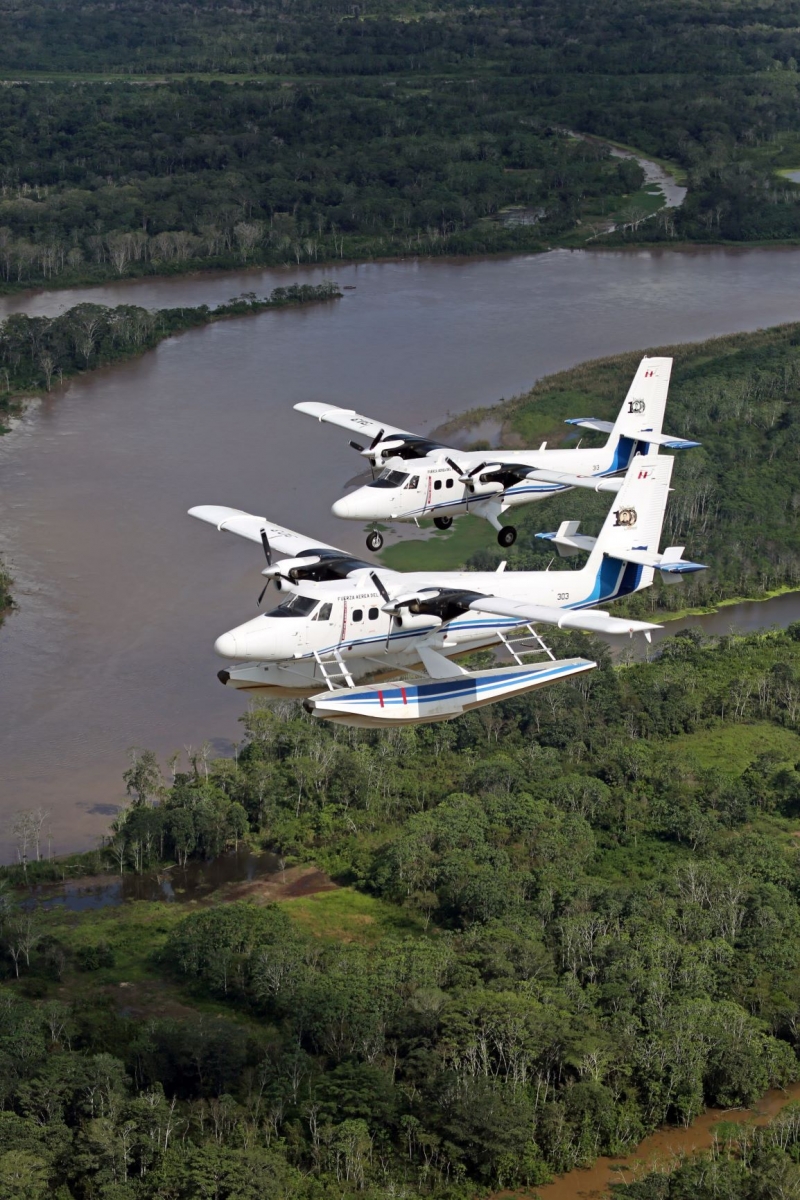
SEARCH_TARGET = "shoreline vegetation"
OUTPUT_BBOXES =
[5,626,800,1196]
[406,322,800,624]
[0,279,341,434]
[0,280,341,623]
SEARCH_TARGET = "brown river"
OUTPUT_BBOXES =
[2,247,800,858]
[531,1080,800,1199]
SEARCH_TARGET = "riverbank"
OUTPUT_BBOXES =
[531,1084,800,1199]
[3,247,800,840]
[0,281,341,434]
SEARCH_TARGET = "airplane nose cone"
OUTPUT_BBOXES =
[214,632,238,658]
[332,494,356,519]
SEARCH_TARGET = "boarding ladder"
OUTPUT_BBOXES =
[313,648,355,691]
[496,623,556,666]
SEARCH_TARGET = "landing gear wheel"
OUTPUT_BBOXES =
[433,516,453,531]
[497,526,517,548]
[366,531,384,552]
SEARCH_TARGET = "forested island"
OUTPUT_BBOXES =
[4,626,800,1195]
[0,280,340,432]
[0,0,797,288]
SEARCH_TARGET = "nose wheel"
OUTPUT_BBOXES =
[433,516,453,530]
[366,530,384,552]
[497,526,517,548]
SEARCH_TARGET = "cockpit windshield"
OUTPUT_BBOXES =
[267,594,318,618]
[368,469,409,490]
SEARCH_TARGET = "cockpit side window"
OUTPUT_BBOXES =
[315,603,333,621]
[368,469,409,490]
[267,594,318,618]
[405,476,419,490]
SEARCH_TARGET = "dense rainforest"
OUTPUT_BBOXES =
[4,627,800,1195]
[0,0,798,287]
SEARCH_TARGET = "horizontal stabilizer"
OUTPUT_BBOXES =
[536,521,597,557]
[467,595,661,640]
[608,545,707,574]
[565,418,614,434]
[641,431,701,450]
[565,418,699,450]
[526,467,623,493]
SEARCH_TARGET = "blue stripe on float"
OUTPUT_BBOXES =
[323,661,585,708]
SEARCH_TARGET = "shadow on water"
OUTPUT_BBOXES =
[24,847,283,912]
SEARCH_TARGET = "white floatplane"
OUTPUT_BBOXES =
[295,356,699,552]
[189,452,704,727]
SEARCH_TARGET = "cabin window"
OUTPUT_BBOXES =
[446,478,454,488]
[369,469,408,490]
[433,479,442,490]
[352,609,363,622]
[368,607,379,620]
[268,594,318,618]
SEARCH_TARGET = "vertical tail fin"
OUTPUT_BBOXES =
[583,453,675,595]
[607,356,673,462]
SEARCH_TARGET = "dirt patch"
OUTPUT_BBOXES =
[102,979,202,1022]
[220,864,338,905]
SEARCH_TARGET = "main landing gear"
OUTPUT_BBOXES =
[497,526,517,548]
[366,530,384,552]
[433,516,453,530]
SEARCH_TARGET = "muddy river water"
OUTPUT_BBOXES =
[1,247,800,855]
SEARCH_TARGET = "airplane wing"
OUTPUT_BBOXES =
[188,505,346,557]
[466,595,661,638]
[524,468,623,493]
[294,402,414,444]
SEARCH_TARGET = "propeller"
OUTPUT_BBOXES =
[369,427,386,451]
[349,440,365,453]
[371,572,396,648]
[257,528,272,607]
[447,457,489,492]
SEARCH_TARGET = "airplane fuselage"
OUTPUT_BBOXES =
[213,555,645,697]
[332,438,642,524]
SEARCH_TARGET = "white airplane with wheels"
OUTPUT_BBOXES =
[295,356,699,552]
[188,452,705,727]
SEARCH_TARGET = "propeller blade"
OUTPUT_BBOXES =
[445,456,464,477]
[260,528,272,566]
[370,571,390,604]
[369,427,386,451]
[349,440,365,453]
[469,461,488,477]
[257,582,269,607]
[370,572,396,648]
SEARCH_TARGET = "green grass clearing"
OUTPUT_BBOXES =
[378,515,497,571]
[669,722,800,775]
[283,887,427,943]
[505,387,612,444]
[40,899,188,985]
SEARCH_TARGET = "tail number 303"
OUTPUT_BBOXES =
[557,592,570,601]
